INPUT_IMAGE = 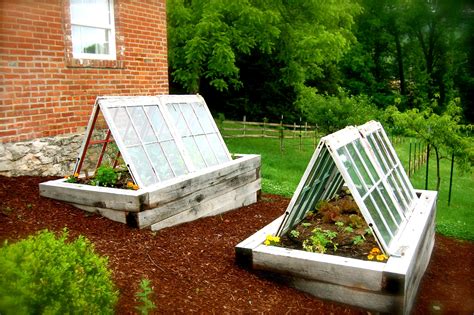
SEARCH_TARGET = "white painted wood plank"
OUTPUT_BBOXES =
[150,189,258,231]
[253,245,385,291]
[138,170,259,228]
[72,203,127,224]
[146,154,260,207]
[290,276,398,314]
[39,179,144,211]
[235,215,284,251]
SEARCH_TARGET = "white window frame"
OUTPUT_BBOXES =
[70,0,117,60]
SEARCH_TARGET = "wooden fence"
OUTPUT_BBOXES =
[218,116,320,151]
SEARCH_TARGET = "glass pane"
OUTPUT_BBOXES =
[161,141,188,177]
[110,107,139,146]
[379,183,402,225]
[71,0,110,24]
[365,196,391,245]
[72,25,110,55]
[207,134,229,163]
[355,139,380,182]
[337,147,366,196]
[145,143,174,181]
[183,137,206,169]
[167,103,191,136]
[388,175,408,210]
[179,103,203,135]
[374,132,394,168]
[145,106,172,142]
[347,143,374,190]
[373,188,397,234]
[367,136,388,173]
[395,167,413,205]
[129,106,157,144]
[195,135,218,166]
[128,146,157,187]
[193,102,215,133]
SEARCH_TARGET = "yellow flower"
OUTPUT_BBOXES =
[73,172,79,178]
[264,234,280,246]
[127,181,134,188]
[370,247,381,255]
[132,184,139,190]
[367,254,375,260]
[376,254,388,261]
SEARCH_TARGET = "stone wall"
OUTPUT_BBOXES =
[0,133,84,177]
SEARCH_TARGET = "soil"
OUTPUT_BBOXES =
[280,190,382,261]
[1,175,473,314]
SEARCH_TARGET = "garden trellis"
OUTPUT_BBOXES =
[276,121,417,256]
[74,95,231,188]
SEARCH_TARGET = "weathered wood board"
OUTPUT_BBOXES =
[235,189,437,315]
[39,154,261,230]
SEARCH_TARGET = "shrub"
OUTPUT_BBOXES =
[95,165,118,187]
[0,229,118,314]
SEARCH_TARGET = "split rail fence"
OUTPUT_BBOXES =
[218,116,320,152]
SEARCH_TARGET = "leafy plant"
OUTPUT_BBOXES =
[289,230,300,238]
[0,229,118,314]
[335,221,344,227]
[64,172,79,183]
[302,228,338,254]
[344,226,354,233]
[352,235,365,246]
[301,222,312,228]
[95,165,118,187]
[135,278,157,315]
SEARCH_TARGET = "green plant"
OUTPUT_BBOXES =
[301,222,312,228]
[289,230,300,238]
[344,226,354,233]
[335,221,344,227]
[302,228,338,254]
[0,229,118,314]
[64,172,79,183]
[352,235,365,246]
[135,278,157,315]
[95,165,118,187]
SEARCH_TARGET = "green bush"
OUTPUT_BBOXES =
[0,229,118,314]
[95,165,118,187]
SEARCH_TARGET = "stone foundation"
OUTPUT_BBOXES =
[0,133,84,177]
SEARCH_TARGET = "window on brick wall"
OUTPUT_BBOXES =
[70,0,116,60]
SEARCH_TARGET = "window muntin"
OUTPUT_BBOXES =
[70,0,116,60]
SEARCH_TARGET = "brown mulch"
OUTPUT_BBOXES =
[0,175,473,314]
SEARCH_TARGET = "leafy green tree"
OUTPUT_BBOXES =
[387,98,473,191]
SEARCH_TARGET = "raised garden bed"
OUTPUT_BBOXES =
[236,189,436,314]
[40,95,261,230]
[236,121,437,314]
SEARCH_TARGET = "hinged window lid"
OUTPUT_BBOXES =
[74,95,231,188]
[276,121,418,255]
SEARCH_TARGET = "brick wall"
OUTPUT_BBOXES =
[0,0,169,144]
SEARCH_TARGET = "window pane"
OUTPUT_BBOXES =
[388,175,407,210]
[195,135,218,166]
[129,106,157,144]
[179,103,203,135]
[193,102,215,133]
[128,146,157,186]
[379,183,402,225]
[161,141,187,177]
[207,134,229,163]
[109,107,139,146]
[145,143,174,181]
[367,135,388,173]
[144,106,171,142]
[72,25,110,55]
[355,139,379,182]
[167,103,191,136]
[347,143,374,190]
[71,0,110,24]
[183,137,206,169]
[337,147,366,196]
[365,196,391,245]
[373,188,397,234]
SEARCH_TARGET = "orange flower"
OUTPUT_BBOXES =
[376,254,388,261]
[132,184,139,190]
[73,172,79,178]
[370,247,381,255]
[127,181,134,188]
[367,254,375,260]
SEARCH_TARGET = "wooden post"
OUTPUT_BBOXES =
[408,142,412,178]
[425,144,430,190]
[262,118,266,138]
[293,122,296,138]
[448,152,454,206]
[299,117,302,151]
[280,116,284,153]
[243,115,246,136]
[413,141,417,172]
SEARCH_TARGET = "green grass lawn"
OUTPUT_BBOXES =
[224,136,474,241]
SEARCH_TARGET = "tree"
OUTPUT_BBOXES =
[387,98,473,191]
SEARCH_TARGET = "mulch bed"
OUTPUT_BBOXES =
[0,175,473,314]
